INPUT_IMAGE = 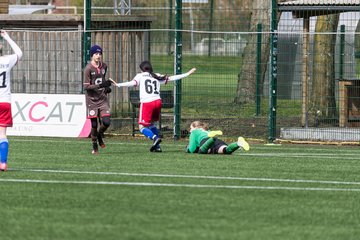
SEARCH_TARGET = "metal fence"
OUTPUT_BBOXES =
[5,0,360,142]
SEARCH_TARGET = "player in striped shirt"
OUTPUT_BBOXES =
[0,30,23,171]
[111,61,196,152]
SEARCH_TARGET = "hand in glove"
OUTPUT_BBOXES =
[104,87,112,94]
[99,80,112,88]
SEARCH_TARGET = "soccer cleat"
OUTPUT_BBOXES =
[153,147,162,153]
[150,138,162,152]
[99,143,105,149]
[237,137,250,151]
[0,163,7,171]
[92,141,99,154]
[97,134,106,149]
[208,130,223,138]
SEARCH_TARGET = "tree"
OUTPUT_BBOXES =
[310,14,339,123]
[234,0,340,127]
[234,0,289,104]
[234,0,271,104]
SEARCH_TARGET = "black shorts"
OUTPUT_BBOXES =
[200,137,227,154]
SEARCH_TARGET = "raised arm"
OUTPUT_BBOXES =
[1,30,23,61]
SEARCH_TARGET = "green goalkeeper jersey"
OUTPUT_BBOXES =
[187,128,209,153]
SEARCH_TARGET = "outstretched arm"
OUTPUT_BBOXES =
[166,68,196,82]
[117,81,137,88]
[1,30,23,61]
[109,78,137,88]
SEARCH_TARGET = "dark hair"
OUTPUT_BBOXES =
[139,61,168,81]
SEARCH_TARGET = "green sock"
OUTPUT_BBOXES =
[199,138,215,154]
[225,142,240,154]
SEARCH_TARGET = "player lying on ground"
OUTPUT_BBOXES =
[186,121,250,154]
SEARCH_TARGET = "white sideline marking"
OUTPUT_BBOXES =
[12,138,360,158]
[242,153,359,160]
[246,153,359,157]
[12,139,360,157]
[12,138,360,151]
[13,168,360,186]
[1,178,360,192]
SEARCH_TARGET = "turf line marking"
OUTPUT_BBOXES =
[15,168,360,186]
[1,178,360,192]
[246,153,359,157]
[242,153,359,160]
[11,138,360,153]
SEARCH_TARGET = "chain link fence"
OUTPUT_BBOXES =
[4,0,360,141]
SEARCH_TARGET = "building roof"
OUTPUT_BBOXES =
[9,5,55,14]
[278,0,360,17]
[279,0,360,5]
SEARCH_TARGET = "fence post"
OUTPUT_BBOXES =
[268,0,278,143]
[167,0,173,55]
[256,23,262,116]
[207,0,214,56]
[82,0,92,94]
[340,24,345,80]
[174,0,182,140]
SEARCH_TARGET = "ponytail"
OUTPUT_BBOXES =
[139,60,168,81]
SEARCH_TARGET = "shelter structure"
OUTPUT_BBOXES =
[278,0,360,128]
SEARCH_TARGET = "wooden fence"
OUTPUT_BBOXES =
[0,0,8,14]
[0,14,153,116]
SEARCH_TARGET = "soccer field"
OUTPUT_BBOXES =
[1,137,360,240]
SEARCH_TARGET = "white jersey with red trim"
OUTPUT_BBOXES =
[0,54,18,103]
[134,72,162,103]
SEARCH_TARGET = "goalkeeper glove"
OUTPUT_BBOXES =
[104,87,112,94]
[99,80,112,88]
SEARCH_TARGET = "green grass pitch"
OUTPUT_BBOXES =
[1,136,360,240]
